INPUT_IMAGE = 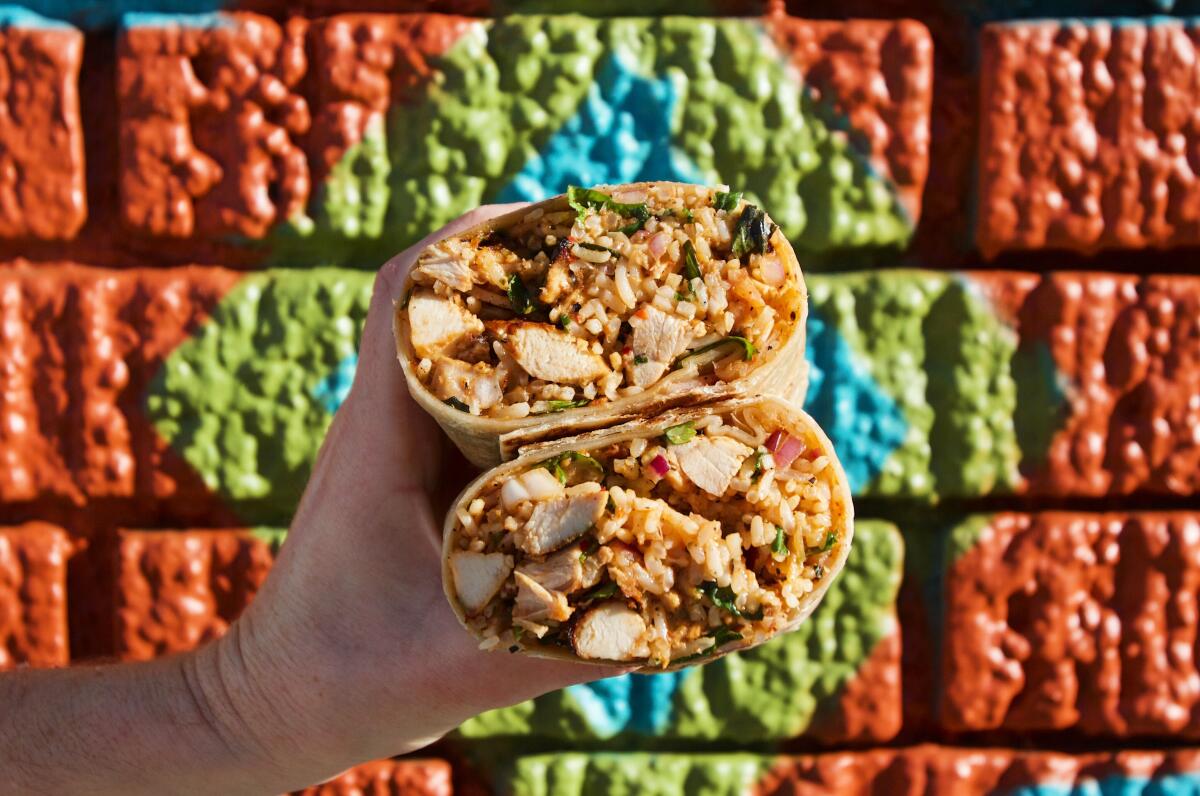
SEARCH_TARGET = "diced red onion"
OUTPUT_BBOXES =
[648,232,670,259]
[649,454,670,476]
[765,429,785,452]
[774,436,805,470]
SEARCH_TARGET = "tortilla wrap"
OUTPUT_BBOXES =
[394,182,809,468]
[440,395,852,672]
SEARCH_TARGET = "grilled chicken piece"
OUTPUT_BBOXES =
[675,436,754,497]
[518,546,585,593]
[473,246,512,291]
[572,602,650,661]
[416,250,474,292]
[408,290,484,359]
[515,485,607,556]
[429,357,503,412]
[608,542,668,599]
[627,305,695,387]
[513,570,573,623]
[487,321,609,385]
[540,260,571,304]
[449,551,513,615]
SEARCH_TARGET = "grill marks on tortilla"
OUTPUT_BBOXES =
[487,321,609,386]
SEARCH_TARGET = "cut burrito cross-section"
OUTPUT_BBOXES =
[395,182,809,468]
[441,396,853,671]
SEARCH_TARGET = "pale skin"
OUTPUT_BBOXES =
[0,206,623,795]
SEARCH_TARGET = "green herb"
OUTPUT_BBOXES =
[698,582,764,620]
[772,526,788,556]
[513,625,525,642]
[813,564,824,579]
[567,185,651,235]
[731,204,775,257]
[713,191,743,212]
[488,530,505,549]
[579,536,601,563]
[507,273,536,316]
[443,397,470,412]
[658,207,694,222]
[540,451,605,484]
[578,581,619,604]
[674,291,686,302]
[663,421,697,445]
[819,531,838,553]
[577,241,621,257]
[634,354,648,365]
[674,336,757,368]
[751,449,766,482]
[534,399,591,415]
[557,313,572,331]
[682,240,702,282]
[675,625,745,663]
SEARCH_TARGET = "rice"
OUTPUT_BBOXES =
[444,403,847,667]
[402,182,805,418]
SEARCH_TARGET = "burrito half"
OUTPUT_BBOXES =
[442,396,852,671]
[395,182,809,468]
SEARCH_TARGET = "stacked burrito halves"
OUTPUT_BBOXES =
[394,182,853,671]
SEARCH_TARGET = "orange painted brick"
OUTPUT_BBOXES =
[114,529,281,660]
[940,512,1200,739]
[0,523,70,669]
[978,19,1200,257]
[0,23,85,239]
[117,13,310,240]
[294,759,453,796]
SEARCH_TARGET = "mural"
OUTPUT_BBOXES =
[0,3,1198,794]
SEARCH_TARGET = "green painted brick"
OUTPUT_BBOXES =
[459,520,903,743]
[504,753,766,796]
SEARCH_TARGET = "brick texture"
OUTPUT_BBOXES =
[113,529,282,660]
[978,19,1200,257]
[0,523,70,668]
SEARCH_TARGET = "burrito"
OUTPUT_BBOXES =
[442,396,852,671]
[394,182,809,468]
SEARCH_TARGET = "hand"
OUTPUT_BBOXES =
[195,205,624,786]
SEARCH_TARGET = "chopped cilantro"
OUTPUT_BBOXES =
[713,191,743,212]
[731,204,775,258]
[540,451,605,484]
[634,354,648,365]
[751,449,767,482]
[820,531,838,552]
[443,397,470,412]
[675,625,745,663]
[506,273,536,316]
[772,526,788,556]
[663,421,697,445]
[658,207,694,222]
[579,536,601,563]
[556,313,572,331]
[577,241,621,257]
[578,581,619,604]
[567,185,651,235]
[674,336,757,368]
[699,581,764,620]
[533,399,591,415]
[682,240,702,281]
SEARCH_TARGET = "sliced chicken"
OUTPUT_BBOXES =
[675,436,754,497]
[449,551,513,615]
[572,602,650,661]
[515,485,607,556]
[513,570,573,623]
[415,249,474,292]
[428,357,503,412]
[518,546,585,593]
[627,305,695,387]
[540,260,571,304]
[487,321,609,386]
[408,290,484,359]
[608,543,668,599]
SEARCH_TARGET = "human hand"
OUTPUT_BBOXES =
[193,205,625,787]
